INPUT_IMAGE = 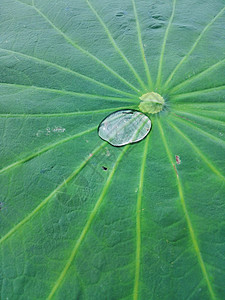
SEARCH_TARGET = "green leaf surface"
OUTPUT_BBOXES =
[0,0,225,299]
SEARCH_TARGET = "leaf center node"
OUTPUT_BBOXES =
[138,92,165,114]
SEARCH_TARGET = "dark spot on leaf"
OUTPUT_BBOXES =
[149,23,163,29]
[151,14,165,21]
[116,11,125,17]
[102,166,108,171]
[40,166,54,174]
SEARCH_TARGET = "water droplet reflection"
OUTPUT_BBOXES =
[98,110,151,146]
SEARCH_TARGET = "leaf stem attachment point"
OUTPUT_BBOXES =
[138,92,165,114]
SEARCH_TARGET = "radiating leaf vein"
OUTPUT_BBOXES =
[133,134,150,300]
[47,146,129,299]
[132,0,153,89]
[14,0,141,93]
[0,82,137,103]
[156,0,176,88]
[0,126,97,175]
[0,106,136,118]
[0,47,135,98]
[169,121,225,181]
[0,142,106,244]
[173,110,225,128]
[164,5,225,88]
[85,0,147,91]
[169,58,225,93]
[170,113,225,147]
[171,85,225,100]
[157,118,216,300]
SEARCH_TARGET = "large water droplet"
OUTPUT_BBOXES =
[98,110,151,146]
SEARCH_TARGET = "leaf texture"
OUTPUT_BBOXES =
[0,0,225,299]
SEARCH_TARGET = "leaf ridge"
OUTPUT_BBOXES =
[24,1,141,93]
[163,6,225,88]
[0,47,136,97]
[169,58,225,93]
[47,146,129,299]
[132,0,153,89]
[170,113,225,147]
[0,82,137,103]
[0,126,97,175]
[155,0,176,88]
[171,85,225,100]
[173,110,225,128]
[0,106,136,118]
[0,142,106,244]
[157,118,217,300]
[172,103,225,107]
[168,121,225,181]
[85,0,147,91]
[133,135,150,300]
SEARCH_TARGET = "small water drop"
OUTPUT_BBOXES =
[98,110,151,147]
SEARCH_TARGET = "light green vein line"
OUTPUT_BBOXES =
[132,0,153,89]
[168,121,225,181]
[157,118,217,300]
[47,145,129,299]
[164,6,225,89]
[169,58,225,93]
[173,110,225,128]
[171,85,225,100]
[0,126,97,175]
[0,106,137,118]
[133,134,150,300]
[170,102,225,107]
[0,82,137,103]
[155,0,176,88]
[16,0,140,94]
[85,0,147,91]
[0,141,106,245]
[172,108,225,118]
[0,48,135,99]
[25,2,140,94]
[186,279,204,300]
[170,113,225,147]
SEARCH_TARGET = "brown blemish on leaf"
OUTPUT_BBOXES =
[175,155,181,165]
[172,112,197,124]
[173,163,179,178]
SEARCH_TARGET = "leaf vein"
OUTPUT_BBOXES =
[168,121,225,181]
[0,126,97,175]
[164,6,225,88]
[0,106,137,118]
[169,58,225,93]
[133,135,150,300]
[171,85,225,100]
[0,82,137,103]
[47,146,129,299]
[157,118,217,300]
[132,0,153,89]
[156,0,176,88]
[85,0,147,91]
[170,113,225,147]
[29,0,141,93]
[0,47,135,98]
[0,141,106,244]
